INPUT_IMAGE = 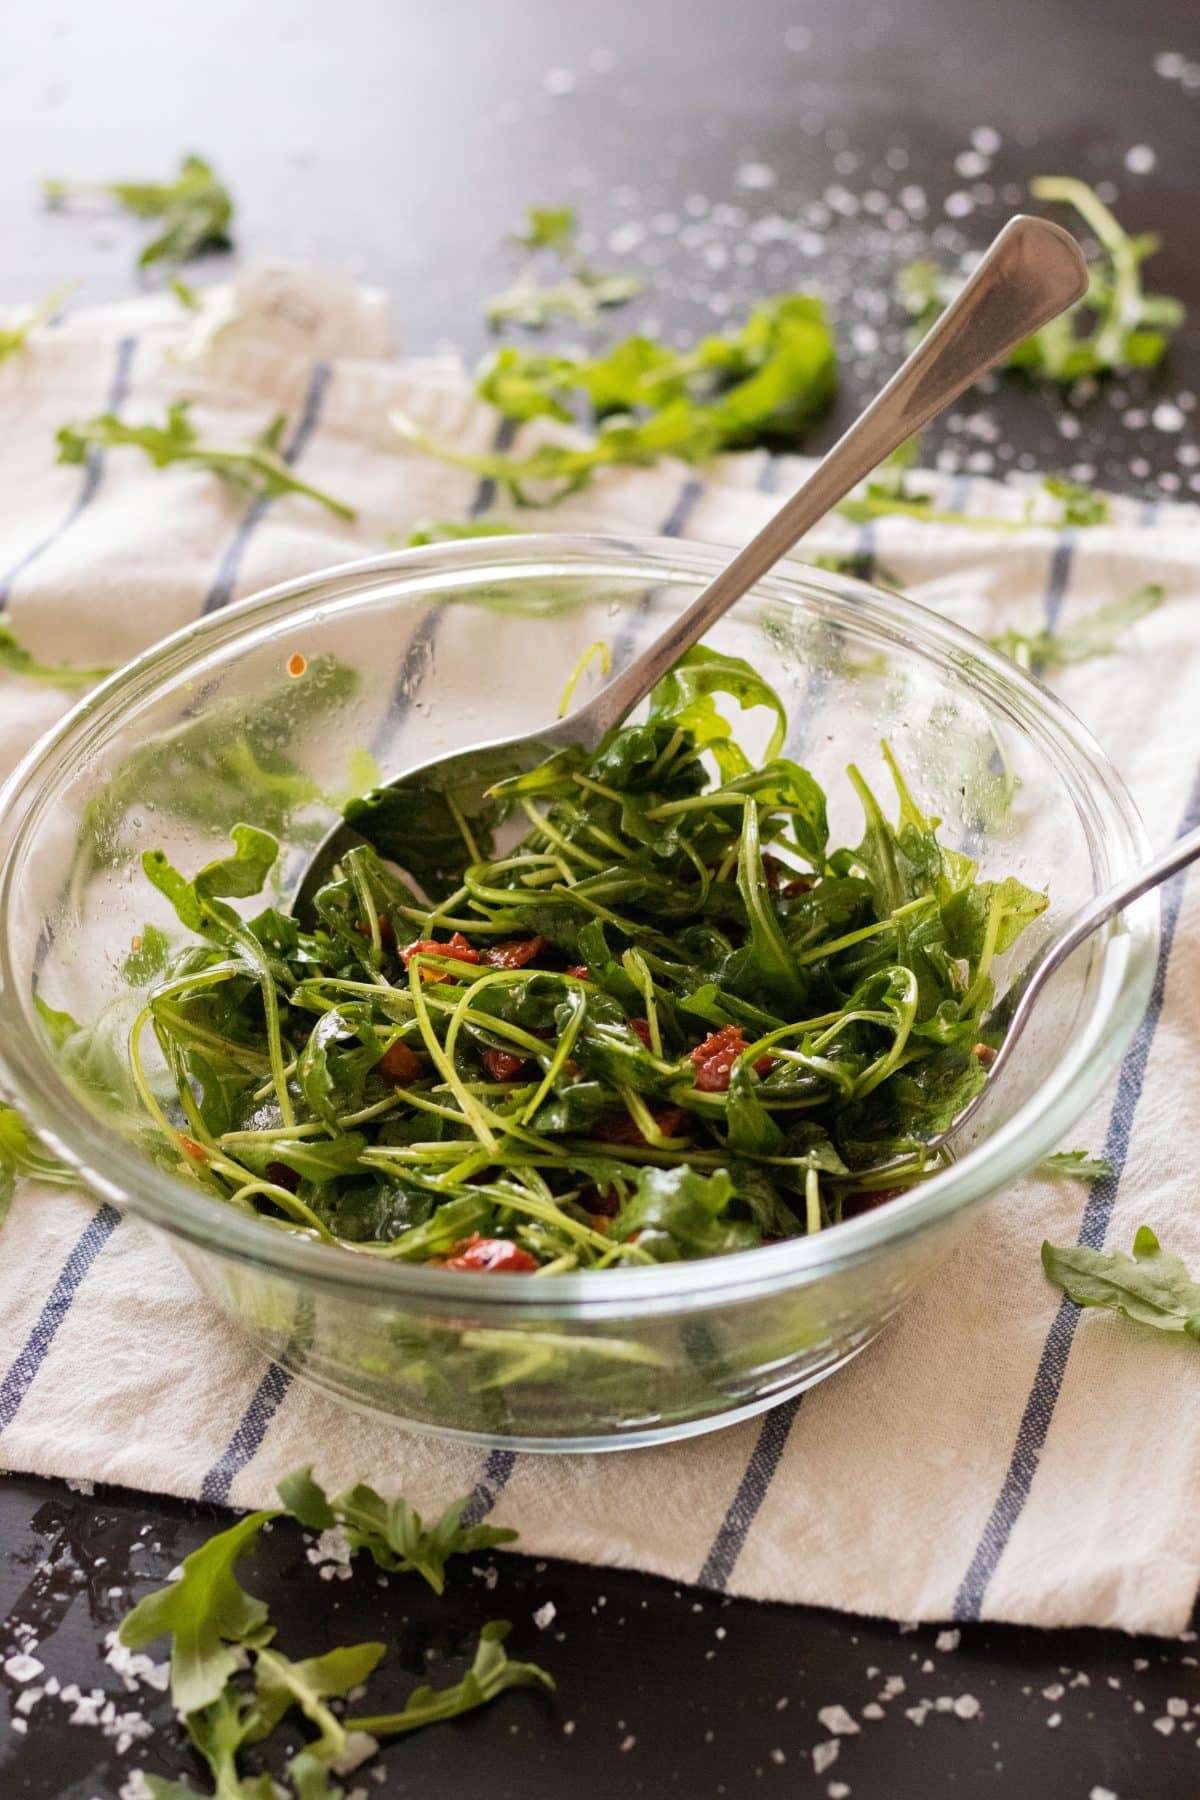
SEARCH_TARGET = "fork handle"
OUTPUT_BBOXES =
[570,213,1088,745]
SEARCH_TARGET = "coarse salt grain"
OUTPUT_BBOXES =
[818,1705,860,1736]
[936,1629,961,1653]
[533,1602,557,1631]
[955,1695,981,1720]
[812,1741,840,1774]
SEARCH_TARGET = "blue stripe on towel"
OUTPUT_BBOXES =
[459,1449,519,1527]
[953,761,1200,1619]
[199,1360,295,1505]
[0,1204,121,1434]
[697,1392,804,1589]
[203,360,333,613]
[0,336,138,608]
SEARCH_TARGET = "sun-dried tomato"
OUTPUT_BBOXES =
[401,931,482,982]
[688,1025,774,1093]
[484,935,546,970]
[841,1186,906,1219]
[354,913,396,949]
[379,1040,423,1085]
[179,1135,209,1163]
[443,1235,539,1273]
[629,1017,653,1049]
[781,875,814,898]
[566,965,590,980]
[265,1160,300,1193]
[482,1047,529,1082]
[591,1105,689,1145]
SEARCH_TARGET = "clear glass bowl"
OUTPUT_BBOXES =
[0,538,1158,1450]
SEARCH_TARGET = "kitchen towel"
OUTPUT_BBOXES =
[1,268,1198,1635]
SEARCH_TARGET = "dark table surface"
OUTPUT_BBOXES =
[3,1,1200,1795]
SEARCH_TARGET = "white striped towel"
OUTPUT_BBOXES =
[1,267,1198,1634]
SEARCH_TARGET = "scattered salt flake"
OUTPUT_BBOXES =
[620,1734,636,1752]
[330,1732,379,1775]
[1089,1788,1117,1800]
[1152,402,1185,432]
[921,1659,935,1674]
[15,1686,44,1714]
[533,1602,557,1632]
[818,1705,860,1736]
[1047,1713,1062,1729]
[65,1477,95,1496]
[118,1777,156,1800]
[10,1718,26,1734]
[1134,1658,1150,1671]
[1153,1716,1176,1737]
[1168,1697,1189,1718]
[861,1703,885,1720]
[935,1629,961,1653]
[935,1696,955,1714]
[954,1695,981,1720]
[1125,145,1157,174]
[879,1675,906,1700]
[1042,1683,1065,1701]
[4,1653,44,1683]
[736,162,777,191]
[827,1786,850,1800]
[812,1741,840,1775]
[770,1748,786,1765]
[905,1702,932,1727]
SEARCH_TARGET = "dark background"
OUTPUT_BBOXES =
[3,0,1200,1794]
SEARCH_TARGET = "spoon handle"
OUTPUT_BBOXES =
[574,213,1088,742]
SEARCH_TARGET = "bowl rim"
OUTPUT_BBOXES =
[0,533,1160,1314]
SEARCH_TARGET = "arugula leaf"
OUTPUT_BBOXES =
[44,154,234,269]
[647,644,787,764]
[119,1508,279,1715]
[1040,1150,1114,1180]
[57,401,356,520]
[277,1467,517,1592]
[347,1620,553,1735]
[900,179,1184,379]
[0,1104,78,1228]
[487,204,645,329]
[0,621,112,688]
[144,825,279,933]
[1042,1226,1200,1340]
[406,519,524,546]
[397,291,835,502]
[612,1166,758,1260]
[838,442,1111,531]
[249,1641,386,1758]
[0,284,75,365]
[990,584,1163,674]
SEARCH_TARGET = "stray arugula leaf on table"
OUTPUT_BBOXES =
[899,177,1184,379]
[396,293,836,501]
[487,204,645,330]
[44,154,234,270]
[0,621,113,688]
[276,1466,517,1592]
[118,1467,550,1796]
[56,400,356,520]
[1043,1226,1200,1340]
[837,439,1112,531]
[1039,1150,1114,1181]
[990,584,1163,674]
[0,283,76,365]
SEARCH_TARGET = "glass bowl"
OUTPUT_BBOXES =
[0,537,1158,1450]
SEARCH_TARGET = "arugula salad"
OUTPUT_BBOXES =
[124,646,1047,1273]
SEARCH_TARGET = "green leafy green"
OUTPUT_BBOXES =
[395,292,836,502]
[0,1104,78,1228]
[0,622,113,689]
[1039,1150,1114,1180]
[837,440,1111,531]
[347,1620,554,1735]
[0,284,75,365]
[406,520,524,547]
[44,154,234,269]
[1043,1226,1200,1340]
[57,401,356,520]
[119,1509,278,1715]
[487,204,644,329]
[125,644,1047,1268]
[899,178,1184,379]
[990,584,1163,674]
[276,1467,516,1593]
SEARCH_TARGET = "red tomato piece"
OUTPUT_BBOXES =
[401,931,482,982]
[354,913,396,949]
[629,1017,653,1049]
[591,1104,689,1145]
[265,1160,300,1193]
[443,1235,539,1273]
[689,1025,774,1093]
[566,964,590,980]
[482,1046,529,1082]
[179,1135,209,1163]
[484,935,546,970]
[379,1040,423,1085]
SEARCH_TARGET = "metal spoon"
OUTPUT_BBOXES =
[297,213,1087,924]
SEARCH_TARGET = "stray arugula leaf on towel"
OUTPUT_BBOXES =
[990,584,1163,675]
[0,622,113,689]
[900,178,1184,379]
[1039,1150,1114,1180]
[837,441,1112,531]
[406,519,525,546]
[56,401,356,520]
[44,154,234,270]
[118,1469,551,1796]
[0,283,76,365]
[487,204,645,330]
[1043,1226,1200,1341]
[396,292,837,501]
[0,1105,77,1228]
[276,1467,517,1593]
